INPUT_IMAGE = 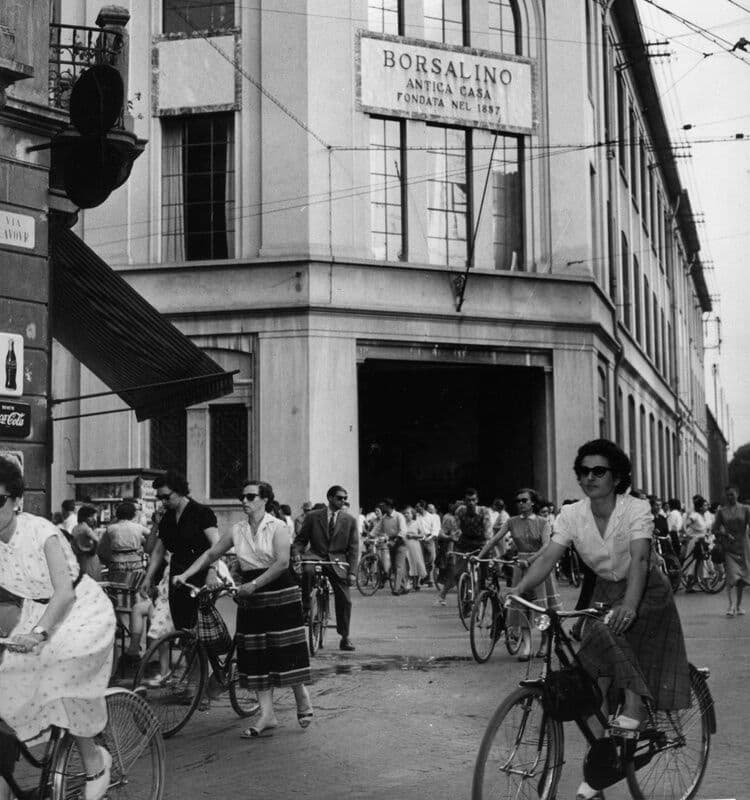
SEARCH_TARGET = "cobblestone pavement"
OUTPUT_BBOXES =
[161,584,747,800]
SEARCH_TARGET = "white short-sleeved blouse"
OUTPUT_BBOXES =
[232,513,291,570]
[551,494,653,581]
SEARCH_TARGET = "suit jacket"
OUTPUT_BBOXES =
[293,507,359,578]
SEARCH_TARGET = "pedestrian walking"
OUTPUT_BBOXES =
[416,500,439,586]
[403,506,427,591]
[711,485,750,616]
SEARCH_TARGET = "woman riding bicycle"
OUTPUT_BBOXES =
[0,456,116,800]
[511,439,691,800]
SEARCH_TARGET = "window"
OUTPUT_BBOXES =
[474,130,524,269]
[162,113,235,262]
[629,109,638,202]
[639,139,648,226]
[628,395,637,482]
[585,0,594,96]
[607,201,616,300]
[598,365,609,439]
[488,0,521,54]
[424,0,464,45]
[620,232,630,329]
[210,404,248,499]
[633,255,642,343]
[163,0,234,34]
[590,165,598,281]
[640,404,647,489]
[644,275,652,358]
[653,293,660,370]
[369,0,400,34]
[370,118,405,261]
[658,420,665,497]
[150,409,187,475]
[426,125,468,267]
[616,75,626,174]
[649,413,657,494]
[660,307,667,377]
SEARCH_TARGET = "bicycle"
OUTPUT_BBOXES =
[653,532,682,594]
[472,594,715,800]
[355,537,397,596]
[555,545,582,587]
[133,583,259,738]
[99,579,141,679]
[0,685,165,800]
[298,559,345,655]
[454,549,482,630]
[680,536,725,593]
[468,557,526,662]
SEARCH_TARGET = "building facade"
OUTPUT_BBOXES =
[53,0,713,521]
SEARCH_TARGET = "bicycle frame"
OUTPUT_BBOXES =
[0,724,64,800]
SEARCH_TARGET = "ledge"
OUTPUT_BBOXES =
[0,56,34,89]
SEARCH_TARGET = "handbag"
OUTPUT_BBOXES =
[196,594,232,655]
[542,666,602,722]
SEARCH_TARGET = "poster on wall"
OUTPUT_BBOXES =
[0,333,23,398]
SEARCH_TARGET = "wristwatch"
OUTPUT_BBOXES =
[31,625,49,641]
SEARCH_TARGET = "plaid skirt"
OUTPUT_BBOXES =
[578,566,691,710]
[235,568,311,691]
[507,553,562,628]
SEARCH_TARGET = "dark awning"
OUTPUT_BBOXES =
[50,226,234,421]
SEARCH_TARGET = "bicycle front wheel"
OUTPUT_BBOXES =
[470,590,499,663]
[53,688,165,800]
[133,630,207,738]
[356,553,381,596]
[625,665,713,800]
[472,686,563,800]
[698,559,725,593]
[317,590,330,650]
[227,659,261,718]
[457,571,473,630]
[569,550,582,587]
[308,592,321,655]
[664,553,682,594]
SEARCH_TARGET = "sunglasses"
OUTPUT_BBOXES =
[0,495,9,508]
[240,492,259,502]
[515,498,531,504]
[334,495,348,501]
[156,493,172,501]
[576,466,612,479]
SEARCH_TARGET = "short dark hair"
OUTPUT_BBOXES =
[77,504,97,524]
[492,498,505,511]
[115,501,136,520]
[667,498,681,511]
[326,485,346,500]
[0,457,24,499]
[380,497,395,510]
[242,479,274,503]
[153,469,189,497]
[61,498,76,513]
[464,487,479,498]
[573,439,632,494]
[280,503,291,516]
[692,494,706,511]
[514,488,539,511]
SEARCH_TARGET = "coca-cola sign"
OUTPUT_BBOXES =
[0,401,30,438]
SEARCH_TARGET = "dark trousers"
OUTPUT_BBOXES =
[301,562,352,639]
[421,539,436,581]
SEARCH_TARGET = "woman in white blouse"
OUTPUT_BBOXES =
[512,439,691,800]
[174,479,312,738]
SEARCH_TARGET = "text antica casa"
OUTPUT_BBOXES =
[383,48,513,105]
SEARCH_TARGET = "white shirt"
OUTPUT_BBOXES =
[232,513,291,569]
[551,495,653,581]
[60,512,77,535]
[666,509,683,534]
[416,512,440,540]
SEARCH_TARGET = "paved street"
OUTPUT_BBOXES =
[163,585,747,800]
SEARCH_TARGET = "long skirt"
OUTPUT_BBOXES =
[0,576,115,741]
[507,552,562,628]
[235,568,311,691]
[724,534,750,587]
[578,566,691,711]
[405,539,427,579]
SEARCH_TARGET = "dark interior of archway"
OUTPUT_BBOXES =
[358,360,545,512]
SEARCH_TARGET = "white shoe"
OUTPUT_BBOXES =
[142,673,166,687]
[85,746,112,800]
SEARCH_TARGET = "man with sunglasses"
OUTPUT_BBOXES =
[293,485,359,651]
[139,469,220,631]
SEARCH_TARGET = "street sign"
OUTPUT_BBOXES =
[0,401,30,438]
[0,333,23,398]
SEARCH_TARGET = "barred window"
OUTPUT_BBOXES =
[150,409,187,475]
[426,125,468,267]
[489,0,521,54]
[370,118,405,261]
[369,0,400,34]
[210,404,248,499]
[162,113,235,262]
[424,0,464,45]
[163,0,234,34]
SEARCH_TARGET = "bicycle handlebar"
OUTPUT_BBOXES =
[469,556,517,565]
[297,559,348,567]
[506,594,608,620]
[180,581,237,599]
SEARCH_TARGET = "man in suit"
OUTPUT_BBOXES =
[293,485,359,651]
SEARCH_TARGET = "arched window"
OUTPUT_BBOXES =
[488,0,522,55]
[597,365,609,439]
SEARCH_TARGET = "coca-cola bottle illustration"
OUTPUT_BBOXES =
[5,340,17,391]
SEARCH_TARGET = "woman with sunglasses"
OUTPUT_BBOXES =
[173,479,312,738]
[0,456,116,800]
[478,488,561,660]
[511,439,691,800]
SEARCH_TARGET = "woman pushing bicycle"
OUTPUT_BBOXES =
[511,439,691,800]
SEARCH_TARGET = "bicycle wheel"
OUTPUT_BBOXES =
[227,659,261,717]
[569,550,582,588]
[680,556,697,590]
[505,624,524,656]
[470,590,499,663]
[457,571,473,630]
[318,589,330,650]
[356,553,381,597]
[664,553,682,594]
[133,630,207,738]
[388,563,398,593]
[698,559,725,593]
[308,591,321,655]
[472,685,563,800]
[625,666,712,800]
[54,688,165,800]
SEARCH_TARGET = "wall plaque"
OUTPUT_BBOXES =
[0,210,35,250]
[0,401,30,438]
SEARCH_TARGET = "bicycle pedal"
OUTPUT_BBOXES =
[603,726,640,740]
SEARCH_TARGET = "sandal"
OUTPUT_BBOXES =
[297,710,314,729]
[240,724,276,738]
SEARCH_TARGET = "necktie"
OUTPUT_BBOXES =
[328,513,335,538]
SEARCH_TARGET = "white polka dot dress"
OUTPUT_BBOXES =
[0,513,115,741]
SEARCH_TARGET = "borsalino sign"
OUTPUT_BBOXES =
[356,32,536,134]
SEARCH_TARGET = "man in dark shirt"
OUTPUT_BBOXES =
[140,470,220,629]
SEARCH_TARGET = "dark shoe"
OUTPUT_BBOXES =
[120,652,141,665]
[339,638,356,651]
